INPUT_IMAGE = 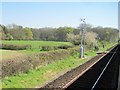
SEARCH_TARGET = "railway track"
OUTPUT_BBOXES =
[39,45,120,90]
[66,45,120,90]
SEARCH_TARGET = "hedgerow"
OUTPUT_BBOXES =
[57,45,74,49]
[2,47,79,77]
[1,44,31,50]
[40,46,57,51]
[40,45,74,51]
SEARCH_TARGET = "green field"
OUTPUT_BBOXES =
[1,40,72,59]
[1,40,116,60]
[2,40,72,48]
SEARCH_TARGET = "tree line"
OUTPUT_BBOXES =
[0,24,119,44]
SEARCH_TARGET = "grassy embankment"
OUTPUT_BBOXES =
[2,41,116,88]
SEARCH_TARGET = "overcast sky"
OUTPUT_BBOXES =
[1,2,118,28]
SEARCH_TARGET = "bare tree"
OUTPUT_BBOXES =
[85,31,98,49]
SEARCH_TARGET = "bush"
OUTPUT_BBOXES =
[57,45,74,49]
[2,55,33,77]
[1,44,31,50]
[40,45,74,51]
[41,46,54,51]
[68,47,79,55]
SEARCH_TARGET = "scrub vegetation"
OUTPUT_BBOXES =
[0,24,118,88]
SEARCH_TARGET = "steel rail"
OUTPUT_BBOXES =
[63,52,107,89]
[91,46,119,90]
[63,45,117,89]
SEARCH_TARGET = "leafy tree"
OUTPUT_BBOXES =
[24,27,33,40]
[64,27,74,33]
[0,24,118,43]
[56,27,74,41]
[0,24,13,40]
[67,33,80,45]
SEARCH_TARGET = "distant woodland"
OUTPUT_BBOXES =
[0,24,119,44]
